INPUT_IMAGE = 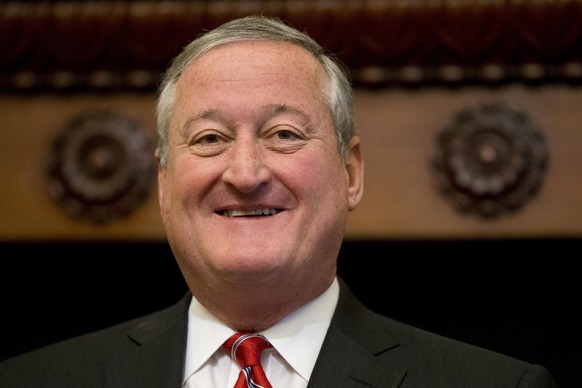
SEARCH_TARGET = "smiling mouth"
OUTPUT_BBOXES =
[219,208,282,217]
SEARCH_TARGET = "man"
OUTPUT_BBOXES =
[0,15,557,387]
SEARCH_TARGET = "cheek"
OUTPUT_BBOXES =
[285,151,347,202]
[164,159,212,205]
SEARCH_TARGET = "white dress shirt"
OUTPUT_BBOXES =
[182,277,339,387]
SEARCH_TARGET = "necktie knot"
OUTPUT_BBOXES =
[223,332,273,388]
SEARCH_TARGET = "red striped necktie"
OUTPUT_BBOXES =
[223,332,273,388]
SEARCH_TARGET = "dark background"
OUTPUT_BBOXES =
[0,239,580,387]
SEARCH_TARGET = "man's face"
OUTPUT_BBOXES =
[158,40,363,293]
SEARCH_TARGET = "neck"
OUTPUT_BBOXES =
[190,274,334,332]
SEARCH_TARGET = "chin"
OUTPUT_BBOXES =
[214,249,290,273]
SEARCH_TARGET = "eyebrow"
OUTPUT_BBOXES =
[183,104,313,131]
[182,109,221,131]
[268,104,314,132]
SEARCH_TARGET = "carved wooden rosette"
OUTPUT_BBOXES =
[46,110,156,224]
[432,103,549,218]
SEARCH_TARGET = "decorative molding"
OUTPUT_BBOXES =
[432,102,549,218]
[2,0,582,92]
[45,110,156,224]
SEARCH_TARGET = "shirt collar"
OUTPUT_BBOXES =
[183,277,339,382]
[263,277,339,381]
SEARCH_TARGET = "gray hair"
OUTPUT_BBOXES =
[155,15,355,167]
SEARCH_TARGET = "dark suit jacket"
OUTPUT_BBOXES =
[0,278,557,387]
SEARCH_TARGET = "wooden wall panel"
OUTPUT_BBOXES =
[349,85,582,239]
[2,85,582,240]
[2,1,582,240]
[0,94,164,240]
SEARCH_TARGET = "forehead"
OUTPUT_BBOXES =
[171,40,331,128]
[179,40,326,90]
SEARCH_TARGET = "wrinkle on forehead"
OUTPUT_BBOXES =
[171,40,331,134]
[183,104,313,131]
[179,40,326,94]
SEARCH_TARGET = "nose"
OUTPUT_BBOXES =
[222,138,270,193]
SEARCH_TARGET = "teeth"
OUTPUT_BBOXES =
[224,209,278,217]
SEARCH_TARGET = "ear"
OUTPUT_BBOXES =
[344,136,365,211]
[155,148,166,210]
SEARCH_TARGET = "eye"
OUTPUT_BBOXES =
[275,129,301,140]
[195,133,221,144]
[189,131,230,156]
[276,130,297,140]
[264,126,306,153]
[275,129,300,140]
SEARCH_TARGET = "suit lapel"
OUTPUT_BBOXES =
[308,325,406,388]
[98,282,406,387]
[105,293,191,388]
[308,278,407,388]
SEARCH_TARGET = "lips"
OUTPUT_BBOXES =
[219,208,282,217]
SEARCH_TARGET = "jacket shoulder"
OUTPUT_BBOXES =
[316,279,557,387]
[0,292,191,388]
